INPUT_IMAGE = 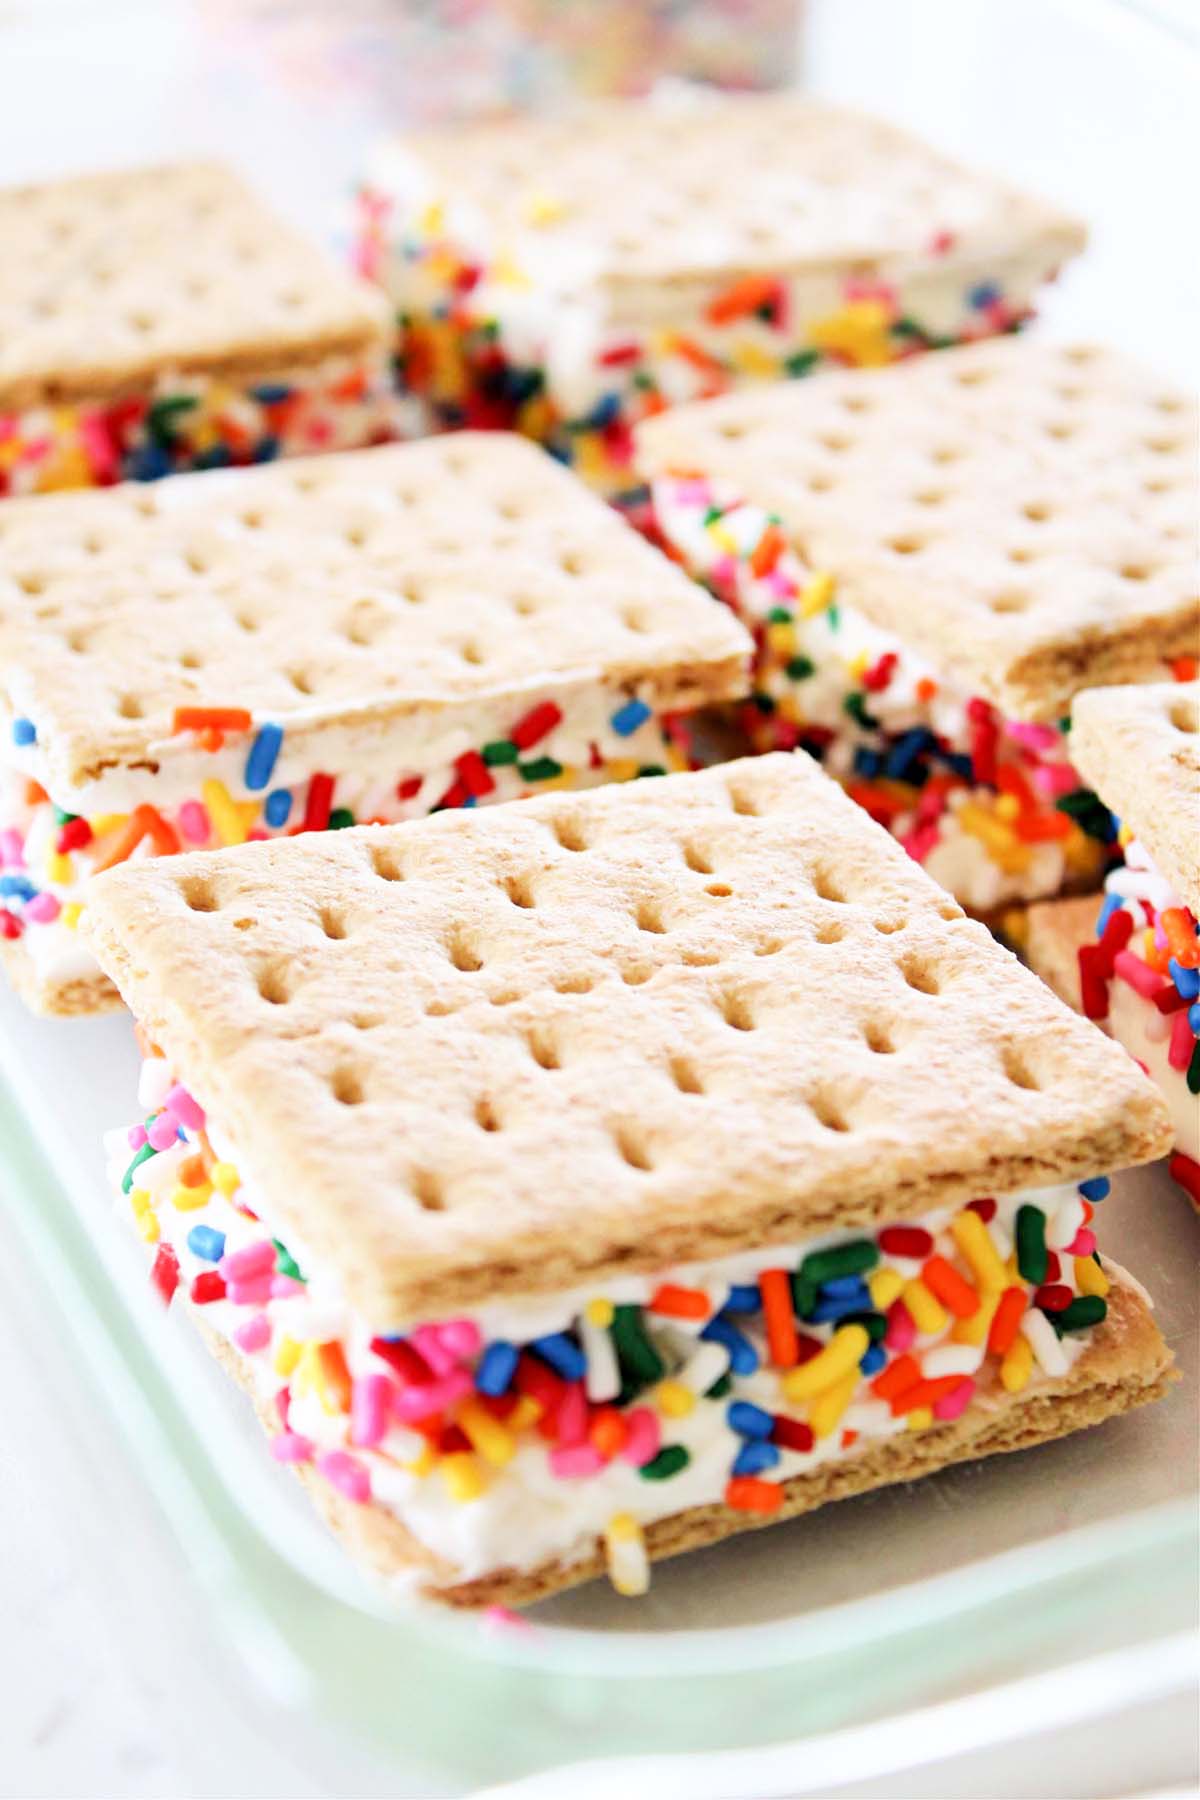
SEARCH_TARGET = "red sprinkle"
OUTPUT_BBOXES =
[1033,1283,1074,1312]
[150,1243,180,1305]
[770,1415,815,1453]
[966,1198,997,1223]
[303,772,335,833]
[455,750,495,800]
[190,1271,227,1304]
[396,775,423,802]
[878,1225,934,1259]
[1169,1151,1200,1210]
[56,817,93,853]
[510,701,563,750]
[369,1337,430,1384]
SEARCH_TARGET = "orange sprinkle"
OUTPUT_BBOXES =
[671,335,726,380]
[987,1285,1028,1357]
[725,1475,784,1514]
[1170,655,1197,681]
[316,1341,353,1412]
[749,523,788,579]
[589,1407,628,1459]
[921,1255,980,1319]
[915,677,939,703]
[890,1374,964,1417]
[840,1429,858,1450]
[178,1154,208,1188]
[649,1283,711,1320]
[870,1353,921,1402]
[133,1022,164,1059]
[1015,811,1072,843]
[1162,907,1200,969]
[91,804,180,873]
[759,1269,799,1368]
[24,778,48,806]
[172,705,253,735]
[705,274,781,326]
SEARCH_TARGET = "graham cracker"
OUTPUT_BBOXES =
[0,162,389,411]
[635,338,1197,722]
[83,752,1172,1325]
[201,1272,1172,1607]
[0,435,751,794]
[0,934,120,1018]
[390,94,1085,293]
[1024,895,1099,1014]
[1070,683,1200,915]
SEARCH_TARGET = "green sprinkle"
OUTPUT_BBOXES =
[844,1310,888,1343]
[53,807,77,826]
[705,1372,733,1399]
[1055,788,1115,843]
[327,807,355,829]
[122,1141,156,1194]
[611,1305,664,1387]
[843,690,878,730]
[786,655,816,681]
[826,603,841,631]
[1015,1205,1048,1285]
[799,1240,880,1287]
[147,394,199,442]
[891,316,926,340]
[273,1240,305,1282]
[766,606,794,625]
[784,349,820,378]
[482,739,519,766]
[518,756,563,784]
[639,1445,690,1481]
[751,692,777,715]
[791,1275,818,1319]
[636,763,667,778]
[1051,1295,1107,1336]
[1187,1039,1200,1096]
[702,505,724,526]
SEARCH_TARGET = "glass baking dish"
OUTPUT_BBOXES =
[1,982,1196,1789]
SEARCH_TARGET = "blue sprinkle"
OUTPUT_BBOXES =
[1170,959,1200,1000]
[610,698,652,739]
[860,1343,886,1376]
[0,874,37,902]
[819,1275,871,1299]
[940,750,975,782]
[810,1291,872,1324]
[187,1225,226,1262]
[1078,1176,1110,1203]
[732,1440,781,1477]
[1095,892,1124,938]
[1188,1003,1200,1035]
[264,788,293,829]
[584,393,621,430]
[250,382,293,405]
[723,1284,761,1314]
[532,1332,586,1381]
[884,728,933,782]
[251,435,281,464]
[244,722,284,792]
[969,280,1001,309]
[194,445,233,470]
[127,442,172,481]
[476,1340,519,1396]
[727,1400,774,1440]
[701,1314,759,1375]
[11,717,36,748]
[852,746,883,779]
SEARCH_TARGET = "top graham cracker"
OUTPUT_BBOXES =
[83,753,1171,1326]
[0,162,389,411]
[636,337,1198,722]
[0,435,751,793]
[390,94,1085,293]
[1071,681,1200,915]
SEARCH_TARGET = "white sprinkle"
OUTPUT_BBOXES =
[1022,1307,1069,1377]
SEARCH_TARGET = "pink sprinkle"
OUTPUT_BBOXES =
[269,1273,305,1299]
[127,1124,148,1150]
[78,413,117,481]
[901,823,940,865]
[226,1275,274,1307]
[221,1239,276,1283]
[178,801,211,845]
[1006,721,1062,755]
[275,1387,291,1427]
[232,1313,271,1353]
[933,1377,975,1421]
[350,1373,393,1448]
[317,1450,371,1503]
[481,1605,533,1635]
[271,1431,314,1464]
[24,891,61,923]
[619,1406,661,1468]
[1068,1228,1097,1258]
[1113,949,1168,1002]
[763,569,799,601]
[885,1298,917,1352]
[0,829,26,869]
[1031,761,1082,799]
[391,1368,472,1423]
[411,1323,456,1377]
[166,1083,205,1131]
[437,1318,481,1361]
[147,1114,179,1151]
[555,1381,588,1448]
[1168,1007,1195,1071]
[670,479,711,507]
[549,1444,605,1479]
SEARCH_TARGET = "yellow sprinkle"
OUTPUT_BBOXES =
[1005,1250,1021,1281]
[585,1298,614,1328]
[604,1511,650,1597]
[61,902,82,930]
[492,253,531,291]
[798,571,836,618]
[1075,1256,1110,1298]
[782,1323,869,1401]
[526,770,575,792]
[709,523,738,556]
[766,621,796,658]
[906,1407,934,1431]
[951,1210,1008,1292]
[522,189,567,226]
[273,1335,301,1378]
[952,1287,1000,1347]
[90,813,126,837]
[441,1452,485,1503]
[404,1443,438,1478]
[731,340,778,378]
[136,1210,160,1243]
[1000,1335,1034,1393]
[508,1395,542,1432]
[292,1342,319,1400]
[656,1379,696,1419]
[869,1267,904,1311]
[202,778,247,847]
[417,200,445,235]
[666,744,689,774]
[211,1161,240,1197]
[902,1278,947,1336]
[995,793,1021,822]
[170,1182,212,1212]
[605,758,639,784]
[457,1398,516,1467]
[809,1370,858,1440]
[46,851,73,885]
[128,1187,152,1217]
[846,652,870,681]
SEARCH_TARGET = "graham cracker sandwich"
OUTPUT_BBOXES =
[0,434,750,1015]
[0,161,392,497]
[355,92,1085,496]
[636,335,1197,915]
[83,752,1174,1608]
[1026,683,1200,1209]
